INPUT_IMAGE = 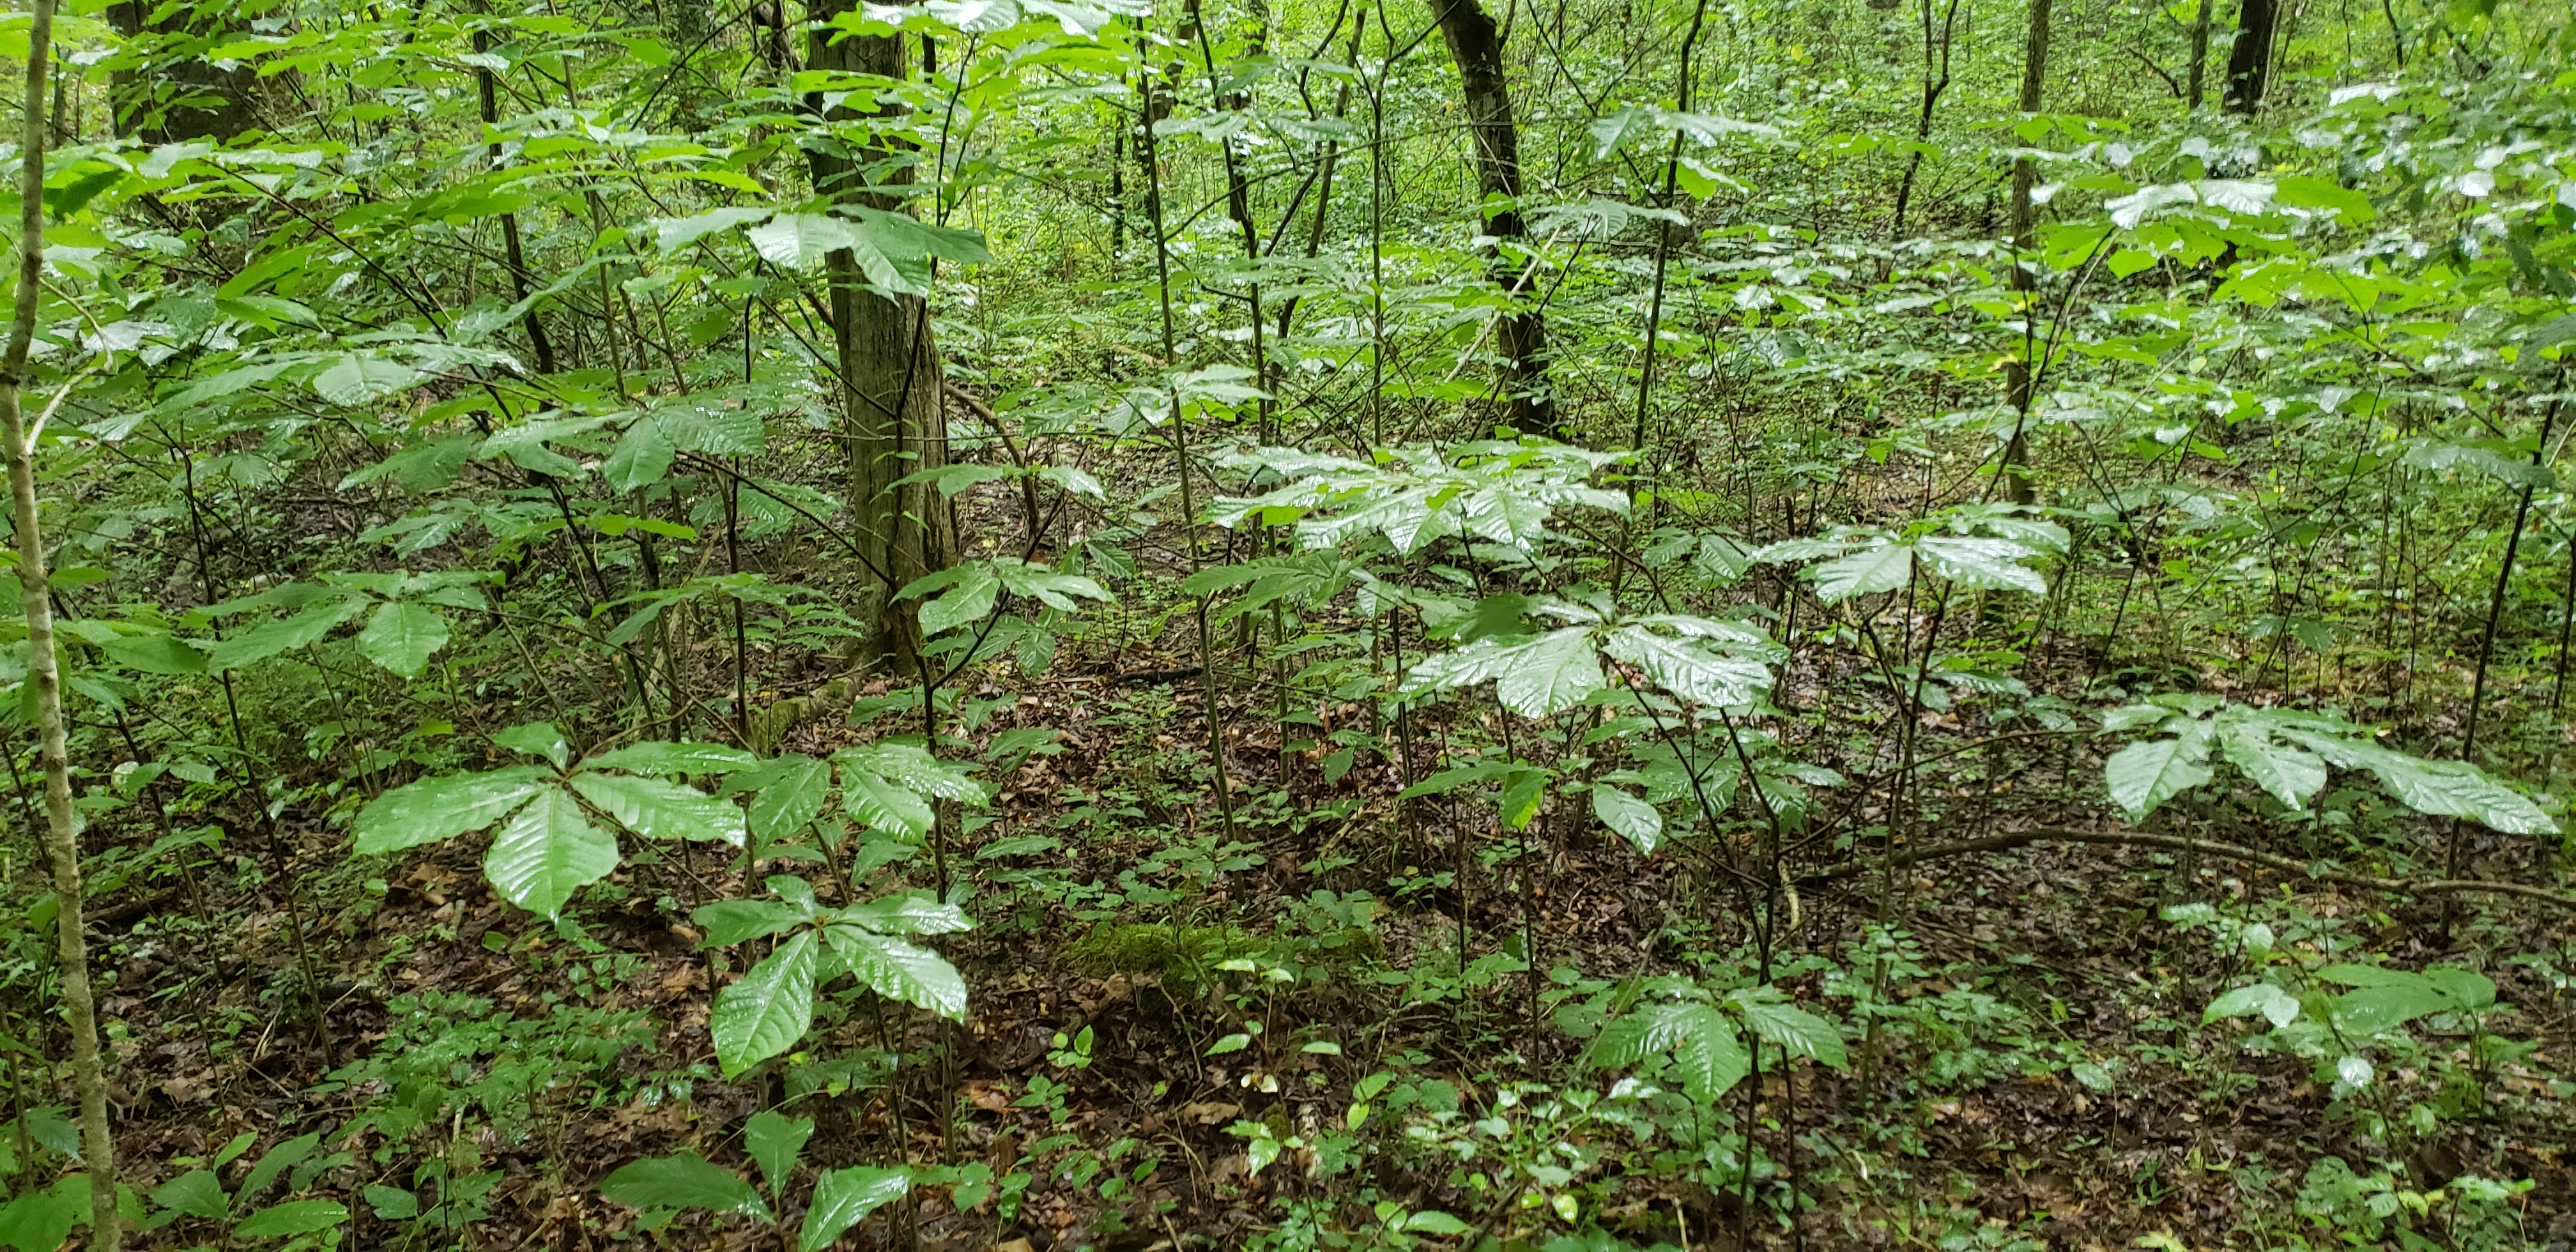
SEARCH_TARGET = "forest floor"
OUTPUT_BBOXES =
[77,632,2576,1251]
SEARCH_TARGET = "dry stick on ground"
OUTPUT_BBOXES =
[1799,825,2576,910]
[0,1,119,1246]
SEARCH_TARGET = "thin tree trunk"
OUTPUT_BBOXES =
[1997,0,2054,505]
[804,0,958,662]
[1890,0,1962,238]
[1,4,117,1246]
[2187,0,2214,107]
[1430,0,1553,436]
[2223,0,2279,113]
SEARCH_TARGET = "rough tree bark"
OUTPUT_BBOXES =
[1998,0,2053,505]
[2223,0,2278,114]
[103,3,268,142]
[2186,0,2214,109]
[3,4,119,1248]
[804,0,958,662]
[1431,0,1554,436]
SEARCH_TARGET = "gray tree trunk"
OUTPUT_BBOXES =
[804,0,958,664]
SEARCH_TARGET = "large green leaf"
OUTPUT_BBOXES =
[747,754,832,847]
[569,772,746,844]
[0,1174,93,1252]
[1808,542,1913,601]
[1914,536,2047,593]
[205,598,364,672]
[2216,722,2324,811]
[838,743,986,804]
[482,788,619,919]
[1735,996,1848,1069]
[825,925,969,1019]
[711,929,819,1076]
[150,1169,227,1219]
[2103,725,2214,820]
[355,600,448,678]
[98,632,206,675]
[598,1152,770,1219]
[1600,1002,1747,1103]
[1591,785,1662,855]
[2205,981,2301,1028]
[582,742,762,777]
[843,770,935,838]
[1602,627,1771,708]
[1409,629,1604,718]
[916,564,1000,636]
[230,1200,349,1239]
[834,894,974,936]
[352,767,551,855]
[745,212,859,270]
[691,899,815,946]
[799,1166,910,1252]
[312,353,422,406]
[744,1110,814,1199]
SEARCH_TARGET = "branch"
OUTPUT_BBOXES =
[1799,825,2576,911]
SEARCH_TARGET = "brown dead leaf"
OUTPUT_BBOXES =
[1181,1100,1241,1126]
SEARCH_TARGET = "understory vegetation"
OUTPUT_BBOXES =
[0,0,2568,1245]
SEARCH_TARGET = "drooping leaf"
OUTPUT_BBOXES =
[0,1175,93,1252]
[710,930,820,1076]
[1408,629,1604,718]
[799,1166,910,1252]
[150,1169,227,1220]
[747,754,833,847]
[1598,1001,1748,1103]
[482,788,620,919]
[351,767,551,855]
[598,1152,770,1219]
[1602,627,1772,708]
[744,1110,815,1200]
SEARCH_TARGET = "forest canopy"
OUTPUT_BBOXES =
[0,0,2567,1246]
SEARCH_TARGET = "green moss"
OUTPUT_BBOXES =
[1062,923,1259,988]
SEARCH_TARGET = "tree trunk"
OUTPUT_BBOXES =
[3,8,118,1250]
[2186,0,2214,109]
[1998,0,2053,505]
[2223,0,2277,114]
[804,0,958,662]
[1430,0,1554,437]
[102,3,268,142]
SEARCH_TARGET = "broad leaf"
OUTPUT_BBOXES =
[570,772,746,844]
[599,1152,771,1219]
[1809,542,1913,601]
[1591,785,1662,855]
[352,767,551,855]
[744,1110,814,1199]
[747,754,833,846]
[692,899,815,946]
[2103,724,2214,820]
[205,598,364,672]
[1601,1002,1748,1103]
[151,1169,227,1220]
[799,1166,910,1252]
[230,1200,349,1239]
[1735,997,1848,1069]
[1602,627,1771,708]
[825,925,969,1019]
[482,788,619,919]
[1914,536,2047,593]
[355,600,448,678]
[1409,629,1603,718]
[98,632,205,675]
[583,742,762,777]
[2216,722,2324,811]
[2205,981,2301,1029]
[711,930,820,1076]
